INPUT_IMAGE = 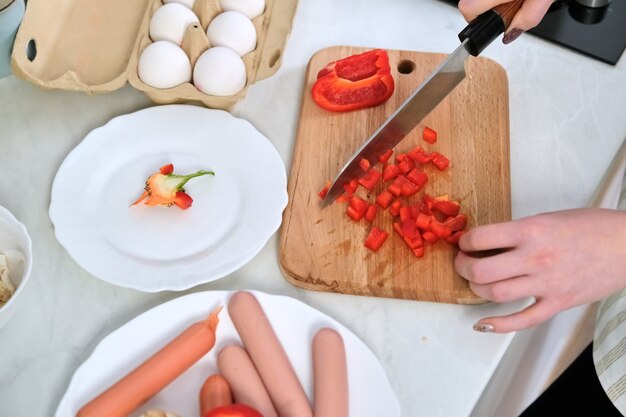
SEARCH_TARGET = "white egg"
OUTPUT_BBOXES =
[218,0,265,19]
[149,3,199,45]
[163,0,195,9]
[207,11,256,56]
[193,47,247,96]
[138,41,192,89]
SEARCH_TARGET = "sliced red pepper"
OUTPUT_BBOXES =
[393,221,404,237]
[382,164,400,182]
[349,195,368,213]
[401,181,420,197]
[318,180,331,200]
[397,158,414,175]
[378,149,393,164]
[388,175,411,197]
[364,227,389,251]
[444,214,467,232]
[431,152,450,171]
[399,206,412,222]
[422,230,439,244]
[433,200,460,217]
[358,168,382,191]
[364,204,378,223]
[376,190,394,209]
[415,212,432,230]
[343,179,358,195]
[423,127,437,144]
[407,146,434,164]
[402,218,419,239]
[204,404,262,417]
[406,169,428,189]
[359,158,371,171]
[412,246,425,258]
[389,199,402,216]
[312,49,395,112]
[337,193,350,203]
[404,234,423,250]
[430,218,452,239]
[445,230,465,245]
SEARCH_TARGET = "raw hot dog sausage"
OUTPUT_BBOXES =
[312,328,349,417]
[228,291,313,417]
[217,345,279,417]
[199,374,232,417]
[76,307,222,417]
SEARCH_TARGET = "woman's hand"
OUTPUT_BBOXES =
[455,208,626,333]
[458,0,553,44]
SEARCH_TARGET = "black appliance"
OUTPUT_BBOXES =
[441,0,626,65]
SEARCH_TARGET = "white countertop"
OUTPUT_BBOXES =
[1,0,626,416]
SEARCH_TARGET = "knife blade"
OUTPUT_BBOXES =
[322,0,524,206]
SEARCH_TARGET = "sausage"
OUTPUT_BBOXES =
[227,291,313,417]
[77,307,222,417]
[199,374,232,417]
[217,345,279,417]
[312,328,349,417]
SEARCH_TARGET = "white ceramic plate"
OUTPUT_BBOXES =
[49,105,288,292]
[54,291,401,417]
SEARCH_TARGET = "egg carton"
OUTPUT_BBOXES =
[11,0,298,109]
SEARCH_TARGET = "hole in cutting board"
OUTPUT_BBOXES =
[26,39,37,62]
[397,59,415,74]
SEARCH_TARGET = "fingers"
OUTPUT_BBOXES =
[458,222,521,252]
[473,299,557,333]
[458,0,511,22]
[468,275,539,303]
[455,250,528,285]
[507,0,553,32]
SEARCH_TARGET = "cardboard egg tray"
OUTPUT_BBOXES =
[11,0,298,109]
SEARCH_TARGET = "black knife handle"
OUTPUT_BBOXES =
[458,0,524,56]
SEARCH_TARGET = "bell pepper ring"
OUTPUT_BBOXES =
[311,49,395,112]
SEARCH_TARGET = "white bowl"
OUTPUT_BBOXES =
[0,205,32,329]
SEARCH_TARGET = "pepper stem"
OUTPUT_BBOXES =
[170,170,215,190]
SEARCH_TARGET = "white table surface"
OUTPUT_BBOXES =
[1,0,625,416]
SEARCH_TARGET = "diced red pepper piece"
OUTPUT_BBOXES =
[415,212,432,230]
[382,164,400,182]
[337,193,350,203]
[408,146,434,164]
[434,199,460,217]
[359,158,371,171]
[358,168,382,191]
[389,199,402,216]
[397,158,415,174]
[401,181,420,197]
[393,221,403,237]
[445,231,465,245]
[318,180,331,200]
[422,230,439,244]
[364,227,388,251]
[378,149,393,164]
[410,205,419,219]
[412,246,425,258]
[388,175,412,197]
[343,179,358,195]
[404,234,423,250]
[365,204,378,223]
[422,194,436,212]
[402,218,419,239]
[349,195,368,214]
[431,152,450,171]
[376,190,393,208]
[399,206,412,222]
[406,169,428,189]
[395,153,408,164]
[444,214,467,232]
[430,218,452,239]
[347,206,364,221]
[312,49,395,112]
[423,127,437,144]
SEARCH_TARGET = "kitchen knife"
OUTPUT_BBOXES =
[322,0,524,206]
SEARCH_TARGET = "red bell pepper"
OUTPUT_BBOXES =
[378,149,394,164]
[382,164,400,182]
[311,49,395,112]
[132,164,214,210]
[359,158,371,171]
[423,127,437,144]
[431,152,450,171]
[444,214,467,232]
[389,199,402,216]
[364,227,388,251]
[376,190,394,209]
[433,199,460,217]
[365,204,378,222]
[358,168,382,191]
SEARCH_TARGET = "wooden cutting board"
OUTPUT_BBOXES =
[279,46,511,304]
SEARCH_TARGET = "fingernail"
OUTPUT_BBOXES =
[473,322,494,332]
[502,28,524,45]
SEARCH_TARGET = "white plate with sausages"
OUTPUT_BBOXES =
[54,290,401,417]
[49,105,288,292]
